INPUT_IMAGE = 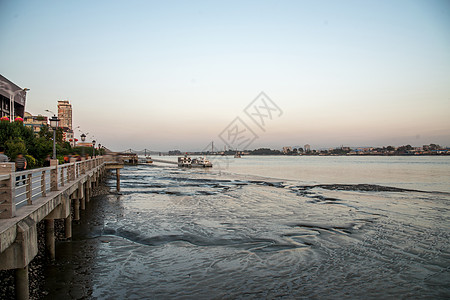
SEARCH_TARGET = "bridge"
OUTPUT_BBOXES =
[0,155,123,299]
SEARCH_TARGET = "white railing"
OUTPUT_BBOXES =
[14,167,52,207]
[0,156,104,219]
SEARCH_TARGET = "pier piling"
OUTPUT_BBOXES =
[65,215,72,239]
[116,168,120,192]
[74,199,80,221]
[14,266,29,300]
[45,219,55,260]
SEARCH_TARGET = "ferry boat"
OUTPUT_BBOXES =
[138,156,153,164]
[191,157,213,168]
[178,156,212,168]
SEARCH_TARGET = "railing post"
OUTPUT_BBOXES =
[26,173,32,205]
[81,158,86,174]
[60,166,65,187]
[0,163,16,218]
[50,159,59,191]
[70,158,76,181]
[41,170,47,197]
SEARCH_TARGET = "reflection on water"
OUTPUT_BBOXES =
[45,157,450,299]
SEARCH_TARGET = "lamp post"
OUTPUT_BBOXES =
[98,143,101,156]
[49,115,60,159]
[92,140,96,158]
[81,133,86,157]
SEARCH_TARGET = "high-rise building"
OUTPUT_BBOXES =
[304,144,311,152]
[58,100,75,146]
[58,100,72,130]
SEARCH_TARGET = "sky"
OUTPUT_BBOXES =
[1,0,449,151]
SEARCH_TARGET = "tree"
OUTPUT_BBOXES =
[29,136,53,165]
[250,148,282,155]
[0,121,62,167]
[0,121,33,159]
[429,144,441,150]
[5,137,27,159]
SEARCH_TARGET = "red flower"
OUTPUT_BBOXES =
[1,117,9,122]
[69,139,73,142]
[14,117,24,122]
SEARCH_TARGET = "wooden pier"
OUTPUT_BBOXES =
[149,158,178,165]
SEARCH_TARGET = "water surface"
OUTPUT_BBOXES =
[45,156,450,299]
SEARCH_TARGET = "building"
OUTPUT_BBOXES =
[282,146,292,154]
[304,144,311,152]
[77,142,94,147]
[58,100,72,130]
[23,112,48,133]
[57,100,75,146]
[0,74,28,119]
[62,131,75,146]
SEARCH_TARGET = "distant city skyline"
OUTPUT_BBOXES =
[1,0,449,151]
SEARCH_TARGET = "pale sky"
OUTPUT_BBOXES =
[1,0,449,151]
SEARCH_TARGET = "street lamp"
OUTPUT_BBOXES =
[92,140,96,157]
[98,143,102,156]
[49,115,60,159]
[81,133,86,157]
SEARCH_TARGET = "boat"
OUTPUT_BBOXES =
[138,156,153,164]
[178,156,192,167]
[191,157,213,168]
[178,156,213,168]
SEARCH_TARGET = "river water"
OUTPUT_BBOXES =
[44,156,450,299]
